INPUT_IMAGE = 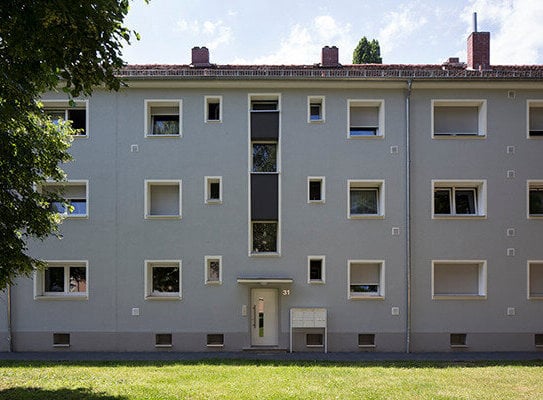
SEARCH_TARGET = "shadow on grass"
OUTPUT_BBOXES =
[0,387,126,400]
[1,359,543,369]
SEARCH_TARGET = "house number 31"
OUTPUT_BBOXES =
[281,289,291,296]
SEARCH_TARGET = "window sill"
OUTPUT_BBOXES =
[309,281,325,285]
[308,200,325,204]
[155,344,173,348]
[358,344,376,348]
[432,215,486,220]
[433,294,486,300]
[528,215,543,219]
[205,120,222,124]
[348,135,384,140]
[145,134,181,138]
[205,281,222,286]
[145,295,182,301]
[60,214,89,220]
[71,135,88,139]
[306,345,324,348]
[450,345,468,348]
[249,252,280,258]
[206,344,224,348]
[308,119,325,124]
[145,215,182,220]
[432,134,485,139]
[348,214,385,220]
[349,295,384,301]
[528,295,543,300]
[205,200,223,205]
[53,344,70,348]
[35,295,88,301]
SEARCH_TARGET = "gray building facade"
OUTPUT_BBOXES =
[1,31,542,353]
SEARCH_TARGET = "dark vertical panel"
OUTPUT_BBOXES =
[251,174,278,220]
[251,112,279,140]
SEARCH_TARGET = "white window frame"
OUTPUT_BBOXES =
[307,255,326,284]
[431,260,487,300]
[307,176,325,204]
[144,180,182,219]
[347,99,385,139]
[34,260,89,300]
[348,179,385,219]
[432,180,487,219]
[41,99,89,138]
[527,100,543,139]
[527,180,543,219]
[40,180,89,219]
[144,99,182,137]
[205,96,222,123]
[204,255,222,285]
[347,260,385,300]
[307,96,325,123]
[431,99,487,138]
[528,260,543,300]
[144,260,182,300]
[204,176,223,204]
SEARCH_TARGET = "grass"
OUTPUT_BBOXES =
[0,359,542,399]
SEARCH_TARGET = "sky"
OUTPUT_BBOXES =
[122,0,543,66]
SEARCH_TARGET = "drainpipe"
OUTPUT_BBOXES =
[405,79,413,353]
[7,285,12,352]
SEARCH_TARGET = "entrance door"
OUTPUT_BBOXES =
[251,288,278,346]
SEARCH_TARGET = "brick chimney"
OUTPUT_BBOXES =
[191,46,211,67]
[321,46,340,67]
[467,13,490,70]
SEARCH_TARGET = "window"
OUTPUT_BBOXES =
[450,333,467,347]
[34,261,88,299]
[358,334,375,347]
[308,177,325,203]
[145,100,181,136]
[535,334,543,347]
[528,181,543,218]
[205,96,222,122]
[145,261,181,299]
[528,100,543,137]
[251,99,278,111]
[432,261,487,299]
[251,221,278,253]
[348,100,384,138]
[155,333,172,347]
[306,333,324,347]
[252,143,277,172]
[432,180,486,218]
[432,100,486,137]
[348,260,385,299]
[42,100,88,136]
[41,181,89,218]
[207,334,224,347]
[204,176,222,204]
[348,180,384,218]
[308,96,325,122]
[528,261,543,299]
[53,333,70,347]
[145,180,182,219]
[205,256,222,285]
[308,256,325,284]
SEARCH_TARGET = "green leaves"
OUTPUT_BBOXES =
[353,37,383,64]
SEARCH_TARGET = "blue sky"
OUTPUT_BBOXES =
[122,0,543,66]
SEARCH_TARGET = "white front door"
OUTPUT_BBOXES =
[251,288,278,346]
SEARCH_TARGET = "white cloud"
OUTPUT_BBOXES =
[176,18,233,51]
[463,0,543,64]
[378,8,428,59]
[234,15,354,65]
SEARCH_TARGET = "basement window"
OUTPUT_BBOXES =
[358,334,375,347]
[53,333,70,347]
[306,333,324,347]
[155,333,173,348]
[450,333,467,347]
[535,334,543,347]
[207,334,224,347]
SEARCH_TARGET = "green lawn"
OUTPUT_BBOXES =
[0,360,542,400]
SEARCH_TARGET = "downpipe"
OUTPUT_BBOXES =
[405,79,413,353]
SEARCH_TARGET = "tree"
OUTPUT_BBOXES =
[352,37,382,64]
[0,0,140,290]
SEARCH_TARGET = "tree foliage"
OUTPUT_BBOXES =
[352,37,383,64]
[0,0,138,289]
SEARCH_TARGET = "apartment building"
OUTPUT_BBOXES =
[1,28,542,353]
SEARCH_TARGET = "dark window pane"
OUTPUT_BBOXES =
[530,189,543,214]
[51,201,67,214]
[207,260,220,281]
[350,189,378,215]
[252,144,277,172]
[309,259,322,280]
[152,115,179,134]
[69,266,87,293]
[69,199,87,215]
[251,101,277,111]
[306,333,323,346]
[434,189,451,214]
[358,334,375,346]
[208,102,220,121]
[252,222,277,253]
[67,109,86,133]
[209,182,220,200]
[310,104,321,120]
[309,181,322,201]
[45,267,64,292]
[455,189,476,214]
[350,284,379,293]
[152,266,179,293]
[350,127,378,136]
